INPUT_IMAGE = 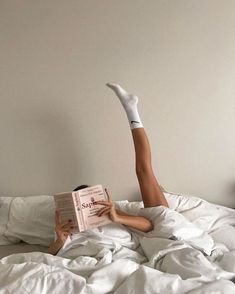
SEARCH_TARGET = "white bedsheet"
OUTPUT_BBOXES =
[0,243,48,259]
[0,202,235,293]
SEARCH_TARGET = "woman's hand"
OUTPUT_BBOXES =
[95,189,153,232]
[95,189,120,223]
[55,210,75,244]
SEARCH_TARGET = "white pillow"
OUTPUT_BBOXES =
[139,206,214,255]
[163,191,202,212]
[210,226,235,251]
[114,200,143,215]
[164,191,235,233]
[0,196,55,246]
[0,197,15,245]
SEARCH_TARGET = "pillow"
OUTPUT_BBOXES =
[0,197,14,245]
[163,190,235,233]
[163,191,204,212]
[138,206,214,255]
[0,196,55,246]
[210,226,235,251]
[114,200,143,215]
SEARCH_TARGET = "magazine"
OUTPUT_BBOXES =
[54,185,112,232]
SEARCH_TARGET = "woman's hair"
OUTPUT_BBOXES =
[73,185,89,191]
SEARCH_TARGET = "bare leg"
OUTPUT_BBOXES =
[106,83,168,208]
[132,128,168,208]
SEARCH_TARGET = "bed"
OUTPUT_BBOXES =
[0,243,48,259]
[0,191,235,293]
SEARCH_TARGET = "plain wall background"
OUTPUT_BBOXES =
[0,0,235,207]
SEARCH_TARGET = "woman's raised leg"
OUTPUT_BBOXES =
[106,83,168,208]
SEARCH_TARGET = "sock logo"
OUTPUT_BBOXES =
[131,120,140,124]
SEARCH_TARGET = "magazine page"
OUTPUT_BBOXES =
[72,192,85,232]
[78,185,112,230]
[54,193,78,228]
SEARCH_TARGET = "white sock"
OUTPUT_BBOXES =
[106,83,143,129]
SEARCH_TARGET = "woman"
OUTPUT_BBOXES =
[48,83,168,255]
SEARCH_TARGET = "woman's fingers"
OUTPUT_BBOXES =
[95,188,113,208]
[96,192,115,217]
[61,222,75,230]
[60,219,74,228]
[55,210,61,224]
[55,212,74,227]
[95,200,112,207]
[97,207,111,216]
[57,228,72,235]
[105,188,111,201]
[56,227,74,237]
[100,209,111,215]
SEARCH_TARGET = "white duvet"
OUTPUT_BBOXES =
[0,196,235,294]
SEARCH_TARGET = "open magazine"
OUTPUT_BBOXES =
[54,185,112,232]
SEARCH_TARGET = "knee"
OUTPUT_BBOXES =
[135,164,152,176]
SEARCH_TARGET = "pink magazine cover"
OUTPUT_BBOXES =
[54,185,111,233]
[76,185,112,231]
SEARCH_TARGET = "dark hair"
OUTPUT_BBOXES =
[73,185,89,191]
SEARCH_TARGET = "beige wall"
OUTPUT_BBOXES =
[0,1,235,207]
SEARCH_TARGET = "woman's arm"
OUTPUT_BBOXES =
[49,194,153,255]
[115,211,153,232]
[114,208,153,232]
[48,211,75,255]
[48,239,65,255]
[96,198,153,233]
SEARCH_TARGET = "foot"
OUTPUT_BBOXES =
[106,83,138,111]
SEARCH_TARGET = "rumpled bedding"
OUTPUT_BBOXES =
[0,201,235,293]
